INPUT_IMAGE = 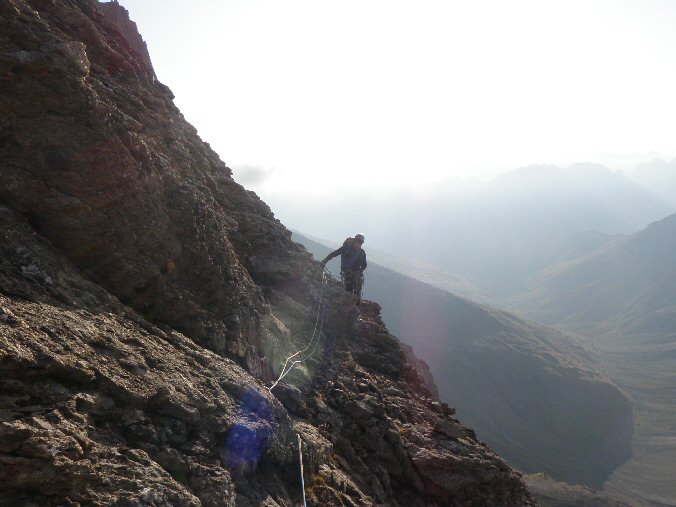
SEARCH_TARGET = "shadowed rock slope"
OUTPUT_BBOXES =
[0,1,534,505]
[294,233,634,489]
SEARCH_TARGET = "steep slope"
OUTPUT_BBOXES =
[512,212,676,340]
[1,0,296,378]
[0,1,534,505]
[294,233,634,489]
[0,206,531,506]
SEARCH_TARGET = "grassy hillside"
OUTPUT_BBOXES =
[512,212,676,342]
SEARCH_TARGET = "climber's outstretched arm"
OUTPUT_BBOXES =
[321,246,345,266]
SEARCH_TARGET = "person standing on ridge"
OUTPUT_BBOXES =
[321,233,367,304]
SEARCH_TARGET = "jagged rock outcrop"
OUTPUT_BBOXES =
[1,1,535,505]
[0,205,533,506]
[302,300,530,505]
[1,0,301,379]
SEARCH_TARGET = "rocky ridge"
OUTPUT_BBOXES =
[0,1,534,505]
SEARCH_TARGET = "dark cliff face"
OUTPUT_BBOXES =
[0,1,534,505]
[0,0,304,379]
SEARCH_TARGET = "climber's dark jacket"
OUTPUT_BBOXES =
[323,243,367,272]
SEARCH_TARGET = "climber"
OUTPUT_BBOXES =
[321,233,367,304]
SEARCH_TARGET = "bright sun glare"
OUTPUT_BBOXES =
[117,0,676,194]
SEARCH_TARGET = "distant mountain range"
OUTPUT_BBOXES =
[293,232,633,489]
[274,163,675,299]
[629,158,676,207]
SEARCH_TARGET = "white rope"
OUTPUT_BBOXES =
[298,433,307,507]
[267,270,328,392]
[268,310,326,390]
[275,270,325,380]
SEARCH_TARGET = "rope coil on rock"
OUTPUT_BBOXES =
[267,270,328,392]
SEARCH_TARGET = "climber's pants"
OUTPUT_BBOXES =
[341,270,364,299]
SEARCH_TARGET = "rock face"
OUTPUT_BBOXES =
[1,0,300,379]
[0,1,534,505]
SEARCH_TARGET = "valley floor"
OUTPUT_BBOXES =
[601,345,676,506]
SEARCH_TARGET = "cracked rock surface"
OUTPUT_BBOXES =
[0,1,535,505]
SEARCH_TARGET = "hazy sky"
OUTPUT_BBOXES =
[114,0,676,194]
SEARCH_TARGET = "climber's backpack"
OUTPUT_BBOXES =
[340,237,364,271]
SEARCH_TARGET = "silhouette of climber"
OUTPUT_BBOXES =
[321,233,367,304]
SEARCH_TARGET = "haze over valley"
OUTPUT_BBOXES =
[274,162,676,299]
